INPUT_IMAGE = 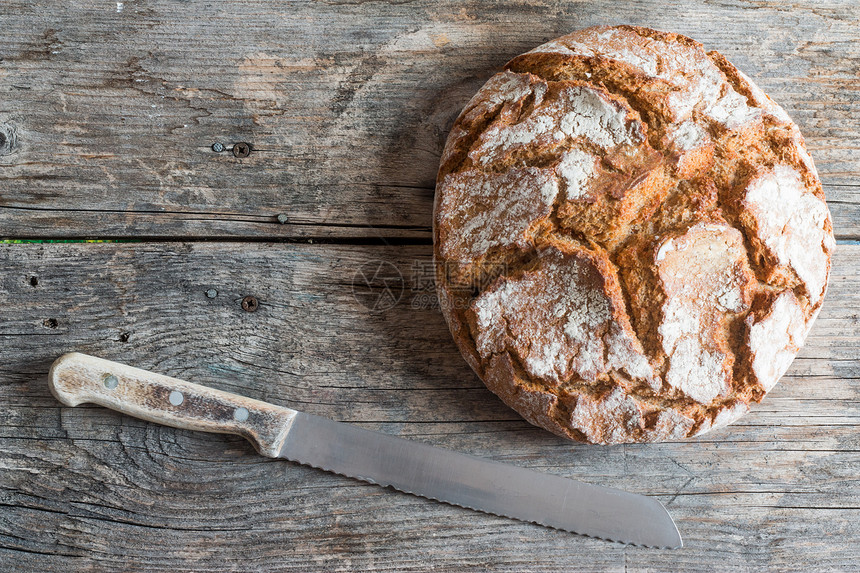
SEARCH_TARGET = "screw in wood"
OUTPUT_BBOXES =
[211,142,225,153]
[205,288,218,299]
[232,142,251,158]
[241,296,259,312]
[276,214,288,224]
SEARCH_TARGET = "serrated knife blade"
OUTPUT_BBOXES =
[282,411,681,547]
[49,353,682,548]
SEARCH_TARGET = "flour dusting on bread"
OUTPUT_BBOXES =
[655,222,755,404]
[742,165,831,304]
[434,25,834,444]
[470,243,655,387]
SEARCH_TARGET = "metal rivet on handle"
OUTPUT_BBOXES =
[169,390,184,406]
[104,374,119,389]
[234,407,249,422]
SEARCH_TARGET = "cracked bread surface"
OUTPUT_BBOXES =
[433,25,834,444]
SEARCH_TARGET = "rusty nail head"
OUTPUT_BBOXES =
[211,142,225,153]
[241,296,259,312]
[233,142,251,158]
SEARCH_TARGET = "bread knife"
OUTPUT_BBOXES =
[49,352,682,548]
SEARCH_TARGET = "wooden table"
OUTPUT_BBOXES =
[2,1,859,571]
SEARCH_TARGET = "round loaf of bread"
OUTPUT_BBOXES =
[433,26,834,444]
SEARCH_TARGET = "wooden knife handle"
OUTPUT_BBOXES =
[49,352,298,457]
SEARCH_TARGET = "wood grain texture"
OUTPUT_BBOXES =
[1,242,859,571]
[2,0,860,570]
[1,0,860,240]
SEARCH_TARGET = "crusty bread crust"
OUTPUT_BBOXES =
[433,25,834,444]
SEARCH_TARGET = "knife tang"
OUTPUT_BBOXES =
[49,352,297,457]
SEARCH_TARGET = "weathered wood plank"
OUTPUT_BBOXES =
[2,1,860,240]
[0,242,858,571]
[3,1,860,569]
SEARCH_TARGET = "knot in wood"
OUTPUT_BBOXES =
[0,123,17,157]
